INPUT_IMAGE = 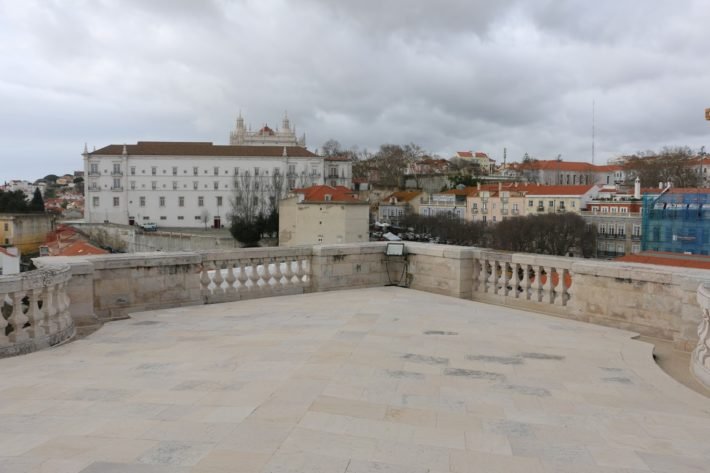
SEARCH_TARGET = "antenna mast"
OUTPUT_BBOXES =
[592,99,596,165]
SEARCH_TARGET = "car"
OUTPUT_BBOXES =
[142,222,158,232]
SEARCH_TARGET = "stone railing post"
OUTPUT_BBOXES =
[691,284,710,389]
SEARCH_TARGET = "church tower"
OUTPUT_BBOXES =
[229,111,305,148]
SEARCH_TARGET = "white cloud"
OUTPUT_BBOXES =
[0,0,708,181]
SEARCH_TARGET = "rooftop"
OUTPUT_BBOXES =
[89,142,318,158]
[1,287,708,472]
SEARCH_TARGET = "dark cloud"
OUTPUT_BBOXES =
[0,0,708,181]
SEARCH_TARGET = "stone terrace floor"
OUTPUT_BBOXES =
[1,287,709,473]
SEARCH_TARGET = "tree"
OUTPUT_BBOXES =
[0,190,30,212]
[372,144,409,187]
[43,174,59,184]
[73,176,85,195]
[624,146,701,188]
[321,139,343,157]
[29,188,44,212]
[488,213,595,257]
[228,171,264,247]
[200,209,211,230]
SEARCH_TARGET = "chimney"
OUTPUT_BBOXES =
[634,177,640,199]
[476,182,481,190]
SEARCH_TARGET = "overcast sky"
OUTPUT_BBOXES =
[1,0,709,182]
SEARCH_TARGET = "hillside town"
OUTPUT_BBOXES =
[2,116,708,276]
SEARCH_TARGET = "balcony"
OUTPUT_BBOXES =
[111,186,123,191]
[110,171,123,177]
[88,171,101,177]
[0,244,707,470]
[536,206,545,212]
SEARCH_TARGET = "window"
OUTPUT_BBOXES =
[216,196,223,206]
[178,196,184,207]
[329,166,338,178]
[151,166,157,175]
[113,197,119,207]
[130,181,136,190]
[288,164,296,175]
[512,203,518,211]
[193,181,198,190]
[151,181,157,190]
[195,216,202,220]
[160,216,167,220]
[193,167,198,176]
[617,225,625,236]
[172,166,178,176]
[113,178,121,189]
[198,196,204,207]
[548,200,554,208]
[571,201,576,208]
[234,167,239,175]
[254,167,260,176]
[620,207,628,213]
[93,196,100,207]
[177,216,184,220]
[139,196,146,207]
[288,178,296,189]
[528,200,533,207]
[143,216,150,220]
[113,163,121,174]
[274,168,280,176]
[254,181,260,191]
[599,223,607,234]
[90,163,99,175]
[173,181,178,190]
[632,224,641,236]
[159,196,165,207]
[214,181,219,190]
[214,167,219,176]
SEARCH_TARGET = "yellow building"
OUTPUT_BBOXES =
[0,214,54,255]
[521,184,597,216]
[279,185,369,246]
[466,184,525,224]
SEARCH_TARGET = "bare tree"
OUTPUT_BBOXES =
[200,209,211,230]
[624,146,701,188]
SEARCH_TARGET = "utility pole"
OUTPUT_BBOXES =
[592,99,596,165]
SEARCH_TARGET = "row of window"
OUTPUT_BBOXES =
[597,223,642,236]
[98,196,228,208]
[528,200,577,209]
[90,163,318,177]
[95,178,311,191]
[590,206,630,214]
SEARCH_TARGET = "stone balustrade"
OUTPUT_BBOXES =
[0,264,74,357]
[692,284,710,388]
[199,247,312,304]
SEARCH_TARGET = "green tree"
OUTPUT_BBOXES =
[0,190,30,212]
[29,188,45,212]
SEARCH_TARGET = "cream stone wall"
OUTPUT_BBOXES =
[279,197,369,246]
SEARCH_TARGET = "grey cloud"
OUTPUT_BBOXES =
[0,0,708,181]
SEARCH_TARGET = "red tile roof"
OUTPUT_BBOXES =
[522,184,596,196]
[615,252,710,270]
[54,241,109,257]
[295,185,361,203]
[456,151,474,158]
[91,142,318,158]
[382,191,422,203]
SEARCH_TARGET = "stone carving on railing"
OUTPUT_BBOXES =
[0,264,74,357]
[472,252,572,307]
[692,284,710,388]
[199,250,311,303]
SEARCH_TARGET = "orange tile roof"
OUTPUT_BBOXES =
[382,191,422,203]
[615,252,710,270]
[295,185,361,203]
[55,241,109,257]
[456,151,474,158]
[91,142,318,158]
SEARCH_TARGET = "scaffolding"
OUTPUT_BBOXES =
[641,192,710,255]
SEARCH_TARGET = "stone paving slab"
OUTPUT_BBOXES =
[0,287,709,473]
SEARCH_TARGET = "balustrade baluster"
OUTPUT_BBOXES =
[212,263,225,296]
[522,264,532,300]
[295,258,306,286]
[561,269,572,306]
[500,262,509,296]
[490,260,499,295]
[26,288,45,339]
[43,285,58,335]
[248,259,260,291]
[225,262,237,295]
[260,258,272,290]
[199,263,212,297]
[271,258,283,289]
[544,266,555,304]
[282,257,294,287]
[8,291,29,343]
[511,263,520,298]
[236,261,249,293]
[0,293,10,346]
[534,266,544,302]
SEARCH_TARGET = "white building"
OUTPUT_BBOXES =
[0,246,20,275]
[84,140,351,228]
[229,112,306,147]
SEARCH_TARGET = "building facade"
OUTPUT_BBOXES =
[84,141,350,228]
[642,189,710,255]
[419,188,470,220]
[0,214,54,255]
[378,191,424,225]
[279,185,369,246]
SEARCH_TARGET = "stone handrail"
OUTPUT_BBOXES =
[199,247,312,304]
[0,264,74,357]
[692,284,710,388]
[472,249,573,308]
